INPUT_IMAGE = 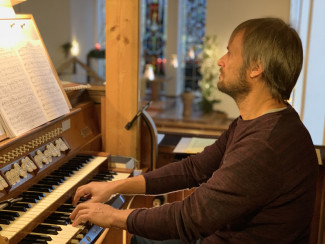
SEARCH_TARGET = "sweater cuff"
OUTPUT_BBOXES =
[126,208,139,234]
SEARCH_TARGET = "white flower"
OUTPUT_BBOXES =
[198,35,221,103]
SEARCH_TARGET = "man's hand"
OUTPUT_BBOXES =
[72,181,115,205]
[72,175,146,206]
[70,202,133,229]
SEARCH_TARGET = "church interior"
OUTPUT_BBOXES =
[0,0,323,243]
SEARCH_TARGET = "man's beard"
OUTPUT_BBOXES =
[217,66,251,103]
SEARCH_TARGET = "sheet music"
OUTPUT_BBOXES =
[173,137,191,153]
[186,137,216,153]
[173,137,216,154]
[17,40,70,121]
[0,121,6,141]
[0,47,47,136]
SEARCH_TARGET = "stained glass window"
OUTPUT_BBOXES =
[97,0,206,92]
[183,0,206,91]
[142,0,167,76]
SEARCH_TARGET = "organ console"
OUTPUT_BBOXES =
[0,101,132,244]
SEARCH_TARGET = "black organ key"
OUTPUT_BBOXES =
[22,191,45,198]
[19,196,39,203]
[44,212,71,225]
[4,205,27,212]
[91,172,114,181]
[51,170,73,177]
[9,202,31,208]
[0,210,20,217]
[28,184,54,193]
[74,155,94,161]
[0,214,15,221]
[44,175,66,182]
[32,224,62,235]
[38,179,61,186]
[43,218,69,225]
[59,166,79,171]
[19,239,48,244]
[47,212,71,219]
[20,233,52,243]
[0,219,10,225]
[56,204,75,213]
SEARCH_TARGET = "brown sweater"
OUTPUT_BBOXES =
[127,105,318,243]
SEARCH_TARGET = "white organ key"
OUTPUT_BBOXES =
[46,225,82,244]
[111,172,130,181]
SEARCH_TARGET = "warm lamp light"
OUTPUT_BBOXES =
[0,0,15,17]
[0,0,26,17]
[188,47,195,60]
[144,64,155,81]
[70,40,80,56]
[170,54,178,68]
[10,0,26,5]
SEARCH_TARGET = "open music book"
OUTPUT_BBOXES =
[0,16,70,138]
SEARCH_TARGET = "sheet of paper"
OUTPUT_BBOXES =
[0,122,7,141]
[0,47,47,136]
[186,137,216,153]
[157,133,165,144]
[173,137,216,154]
[173,137,192,153]
[17,40,70,121]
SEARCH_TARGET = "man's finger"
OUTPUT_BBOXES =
[72,186,90,205]
[71,209,89,227]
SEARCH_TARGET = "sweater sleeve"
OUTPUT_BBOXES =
[127,110,318,243]
[127,138,285,242]
[142,126,230,195]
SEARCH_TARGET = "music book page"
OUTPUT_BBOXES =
[17,40,70,120]
[0,122,7,141]
[0,47,47,137]
[0,17,70,138]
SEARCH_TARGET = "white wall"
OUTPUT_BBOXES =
[14,0,96,83]
[292,0,325,145]
[69,0,96,83]
[14,0,71,69]
[164,0,180,96]
[205,0,290,118]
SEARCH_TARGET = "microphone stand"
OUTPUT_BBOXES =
[125,101,152,130]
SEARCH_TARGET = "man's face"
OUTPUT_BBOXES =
[217,31,251,101]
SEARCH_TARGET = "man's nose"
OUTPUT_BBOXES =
[217,54,226,67]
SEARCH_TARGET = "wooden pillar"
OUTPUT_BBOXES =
[105,0,140,162]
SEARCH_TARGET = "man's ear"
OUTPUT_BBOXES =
[249,62,263,78]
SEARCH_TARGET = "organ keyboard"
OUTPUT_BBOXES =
[0,101,132,243]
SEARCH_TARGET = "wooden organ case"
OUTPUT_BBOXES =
[0,14,131,244]
[0,101,132,244]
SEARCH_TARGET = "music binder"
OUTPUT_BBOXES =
[0,15,71,138]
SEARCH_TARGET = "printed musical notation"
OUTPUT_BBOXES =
[17,40,70,120]
[0,20,70,138]
[0,47,47,137]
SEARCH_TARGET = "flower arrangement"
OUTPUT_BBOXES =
[198,35,221,113]
[87,43,105,59]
